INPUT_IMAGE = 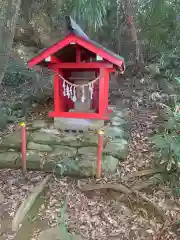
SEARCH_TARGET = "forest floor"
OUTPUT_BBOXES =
[0,76,180,240]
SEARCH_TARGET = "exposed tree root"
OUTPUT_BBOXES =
[78,182,132,194]
[123,168,164,180]
[117,178,158,201]
[78,181,165,220]
[12,174,52,232]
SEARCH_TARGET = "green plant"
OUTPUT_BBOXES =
[150,75,180,195]
[150,114,180,196]
[58,197,72,240]
[56,158,79,176]
[151,129,180,171]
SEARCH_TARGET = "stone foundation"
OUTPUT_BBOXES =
[0,108,130,177]
[54,117,104,131]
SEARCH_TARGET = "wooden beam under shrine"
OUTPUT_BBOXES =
[49,111,109,120]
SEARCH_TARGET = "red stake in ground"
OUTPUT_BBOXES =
[96,129,104,179]
[20,122,27,172]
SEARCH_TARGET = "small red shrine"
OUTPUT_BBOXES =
[27,16,125,121]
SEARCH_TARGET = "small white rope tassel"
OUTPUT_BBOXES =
[89,82,94,99]
[81,86,85,102]
[70,85,73,100]
[72,86,77,102]
[63,80,66,96]
[66,84,70,98]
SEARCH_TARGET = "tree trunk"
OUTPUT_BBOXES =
[121,0,144,66]
[20,0,34,23]
[0,0,22,84]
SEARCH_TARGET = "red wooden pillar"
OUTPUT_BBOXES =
[98,68,106,116]
[96,129,104,178]
[104,69,110,113]
[53,68,65,113]
[76,45,81,62]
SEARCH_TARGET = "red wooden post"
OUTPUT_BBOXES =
[59,69,66,111]
[96,129,104,179]
[104,69,110,113]
[20,122,27,172]
[53,68,66,113]
[76,45,81,62]
[53,70,61,113]
[98,68,106,116]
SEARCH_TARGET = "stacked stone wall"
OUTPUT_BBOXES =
[0,108,130,177]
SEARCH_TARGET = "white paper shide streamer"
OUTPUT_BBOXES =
[58,73,99,103]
